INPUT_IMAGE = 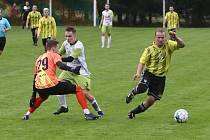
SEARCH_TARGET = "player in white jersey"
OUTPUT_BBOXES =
[53,26,104,117]
[99,3,113,48]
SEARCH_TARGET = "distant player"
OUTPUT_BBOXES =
[26,5,42,46]
[21,1,31,29]
[22,40,99,120]
[0,9,11,56]
[99,3,113,48]
[125,28,185,119]
[53,26,104,117]
[37,8,56,51]
[165,6,179,40]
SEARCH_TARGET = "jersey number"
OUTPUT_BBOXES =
[37,57,48,72]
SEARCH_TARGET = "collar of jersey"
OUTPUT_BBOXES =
[69,40,78,45]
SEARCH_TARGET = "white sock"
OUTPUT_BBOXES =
[83,109,90,114]
[107,36,111,48]
[57,95,68,108]
[26,111,31,116]
[101,36,105,48]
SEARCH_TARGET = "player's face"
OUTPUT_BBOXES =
[155,32,166,47]
[32,6,37,11]
[26,1,29,6]
[65,31,76,44]
[169,7,174,12]
[105,4,109,10]
[43,10,49,16]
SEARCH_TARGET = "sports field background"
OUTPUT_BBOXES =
[0,27,209,140]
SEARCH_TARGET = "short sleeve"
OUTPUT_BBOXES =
[167,40,178,53]
[5,19,11,28]
[140,48,150,64]
[53,53,62,64]
[59,42,66,55]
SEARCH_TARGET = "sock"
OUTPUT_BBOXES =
[83,109,90,114]
[131,103,146,114]
[32,37,36,44]
[107,36,111,48]
[75,86,88,109]
[91,98,101,112]
[28,96,46,113]
[101,36,105,48]
[57,95,68,108]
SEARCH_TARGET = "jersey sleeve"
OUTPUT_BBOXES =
[140,48,150,64]
[5,19,11,29]
[168,40,178,53]
[53,53,62,64]
[52,17,57,37]
[37,18,42,36]
[71,42,82,58]
[59,42,66,56]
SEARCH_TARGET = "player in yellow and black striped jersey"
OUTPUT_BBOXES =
[26,5,42,46]
[125,28,185,119]
[37,8,56,51]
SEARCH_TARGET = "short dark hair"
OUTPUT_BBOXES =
[46,39,59,50]
[155,28,166,36]
[65,26,76,34]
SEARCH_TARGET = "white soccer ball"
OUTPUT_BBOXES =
[174,109,189,123]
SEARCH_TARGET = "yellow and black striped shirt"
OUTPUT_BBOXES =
[140,40,178,77]
[38,16,57,38]
[27,11,42,29]
[165,11,179,30]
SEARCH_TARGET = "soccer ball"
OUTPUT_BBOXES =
[174,109,189,123]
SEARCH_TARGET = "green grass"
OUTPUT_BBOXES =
[0,27,210,140]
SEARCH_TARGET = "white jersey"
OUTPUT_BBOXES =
[62,40,91,76]
[102,10,113,26]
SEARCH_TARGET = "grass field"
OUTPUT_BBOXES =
[0,27,210,140]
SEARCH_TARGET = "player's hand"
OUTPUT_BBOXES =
[169,31,176,38]
[52,36,56,40]
[132,74,140,81]
[71,66,81,75]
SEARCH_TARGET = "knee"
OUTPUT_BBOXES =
[135,84,148,94]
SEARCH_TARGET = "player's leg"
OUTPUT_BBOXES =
[54,81,99,120]
[54,71,74,115]
[22,93,49,120]
[126,71,149,103]
[0,37,6,56]
[42,38,47,51]
[101,25,106,48]
[128,95,156,119]
[107,26,112,48]
[34,28,38,46]
[31,28,36,45]
[128,74,166,119]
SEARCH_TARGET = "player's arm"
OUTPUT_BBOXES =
[99,15,104,28]
[169,32,185,48]
[132,63,145,80]
[58,42,66,56]
[176,14,180,29]
[37,19,42,38]
[29,73,37,107]
[3,19,11,32]
[164,13,168,28]
[56,61,80,75]
[52,18,57,39]
[61,48,81,62]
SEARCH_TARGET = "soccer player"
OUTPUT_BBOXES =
[0,9,11,56]
[21,1,31,29]
[37,8,56,51]
[99,3,113,48]
[53,26,104,117]
[22,40,98,120]
[26,5,42,46]
[165,6,179,39]
[125,28,185,119]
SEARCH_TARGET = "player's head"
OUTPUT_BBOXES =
[46,40,59,52]
[105,3,110,10]
[25,1,29,6]
[155,28,166,47]
[43,8,49,17]
[169,6,174,12]
[32,5,37,11]
[65,26,77,44]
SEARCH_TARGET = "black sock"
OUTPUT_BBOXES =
[131,103,146,114]
[32,37,36,44]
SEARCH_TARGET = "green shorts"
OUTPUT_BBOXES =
[59,71,91,90]
[101,25,112,34]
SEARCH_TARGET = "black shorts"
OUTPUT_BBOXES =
[42,37,51,47]
[37,81,76,99]
[140,70,166,100]
[0,37,6,51]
